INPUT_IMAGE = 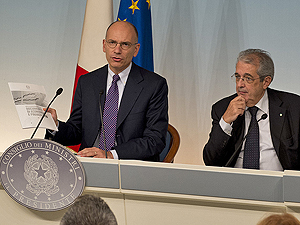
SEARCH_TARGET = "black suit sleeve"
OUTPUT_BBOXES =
[47,82,84,147]
[203,104,232,166]
[203,94,241,167]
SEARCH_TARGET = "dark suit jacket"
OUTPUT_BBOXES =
[49,63,168,161]
[203,88,300,170]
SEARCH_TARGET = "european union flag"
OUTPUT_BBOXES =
[117,0,154,72]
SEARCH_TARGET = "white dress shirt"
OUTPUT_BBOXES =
[106,63,131,107]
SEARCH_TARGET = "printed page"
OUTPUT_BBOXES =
[8,82,58,131]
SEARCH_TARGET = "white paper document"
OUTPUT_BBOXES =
[8,82,58,131]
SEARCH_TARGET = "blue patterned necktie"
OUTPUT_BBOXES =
[99,74,120,151]
[243,106,260,169]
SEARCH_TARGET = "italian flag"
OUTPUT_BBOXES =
[69,0,113,152]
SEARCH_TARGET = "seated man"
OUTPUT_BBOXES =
[46,21,168,161]
[203,49,300,171]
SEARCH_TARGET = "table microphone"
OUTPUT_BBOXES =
[224,113,268,167]
[30,87,63,139]
[99,90,108,158]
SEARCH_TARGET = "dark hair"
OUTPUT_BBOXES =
[237,49,274,82]
[60,194,117,225]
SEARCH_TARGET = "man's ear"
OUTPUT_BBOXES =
[133,43,140,57]
[263,76,272,89]
[103,39,106,53]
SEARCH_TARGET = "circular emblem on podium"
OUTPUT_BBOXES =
[0,139,85,211]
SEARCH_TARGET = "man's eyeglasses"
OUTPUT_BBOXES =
[231,73,262,84]
[105,39,137,50]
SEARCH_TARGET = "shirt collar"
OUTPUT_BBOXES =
[246,89,269,114]
[108,63,132,85]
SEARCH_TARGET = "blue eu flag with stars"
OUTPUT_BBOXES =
[117,0,154,72]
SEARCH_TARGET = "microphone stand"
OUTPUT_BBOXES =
[30,88,63,139]
[99,90,108,158]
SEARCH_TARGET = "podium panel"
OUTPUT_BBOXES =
[1,155,300,224]
[120,161,283,202]
[120,161,285,225]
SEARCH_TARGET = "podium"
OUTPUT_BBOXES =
[1,156,300,225]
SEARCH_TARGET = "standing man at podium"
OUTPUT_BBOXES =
[203,49,300,171]
[46,21,168,161]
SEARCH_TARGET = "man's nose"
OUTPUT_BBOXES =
[114,44,122,53]
[237,78,246,87]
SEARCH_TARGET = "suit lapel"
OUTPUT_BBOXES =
[92,65,108,114]
[117,63,144,128]
[268,89,286,154]
[88,65,108,145]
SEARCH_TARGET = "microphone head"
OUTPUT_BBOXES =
[261,113,268,120]
[56,88,63,96]
[99,90,104,95]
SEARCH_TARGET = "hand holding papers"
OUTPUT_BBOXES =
[8,82,59,131]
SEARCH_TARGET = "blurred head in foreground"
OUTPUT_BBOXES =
[257,213,300,225]
[60,194,117,225]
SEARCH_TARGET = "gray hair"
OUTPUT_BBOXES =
[60,194,118,225]
[237,49,274,82]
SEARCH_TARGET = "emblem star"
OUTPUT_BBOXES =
[10,179,14,183]
[31,150,35,154]
[18,154,22,158]
[117,18,127,21]
[59,157,63,161]
[36,164,47,178]
[9,164,13,168]
[129,0,140,14]
[45,151,49,155]
[69,169,73,173]
[70,184,74,188]
[146,0,150,9]
[1,171,5,175]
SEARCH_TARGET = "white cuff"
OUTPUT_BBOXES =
[220,117,232,136]
[110,149,119,159]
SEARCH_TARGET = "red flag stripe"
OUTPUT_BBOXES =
[71,64,89,111]
[68,64,89,152]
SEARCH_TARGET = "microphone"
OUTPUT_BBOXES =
[224,113,268,167]
[98,90,108,158]
[30,88,63,139]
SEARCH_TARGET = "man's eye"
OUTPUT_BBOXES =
[245,77,253,81]
[109,41,117,44]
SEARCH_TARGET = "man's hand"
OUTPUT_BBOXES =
[44,107,58,126]
[77,147,113,159]
[223,96,246,124]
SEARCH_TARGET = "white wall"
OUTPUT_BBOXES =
[1,0,300,165]
[149,0,300,165]
[0,0,86,149]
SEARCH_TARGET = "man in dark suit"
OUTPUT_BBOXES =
[46,21,168,161]
[203,49,300,171]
